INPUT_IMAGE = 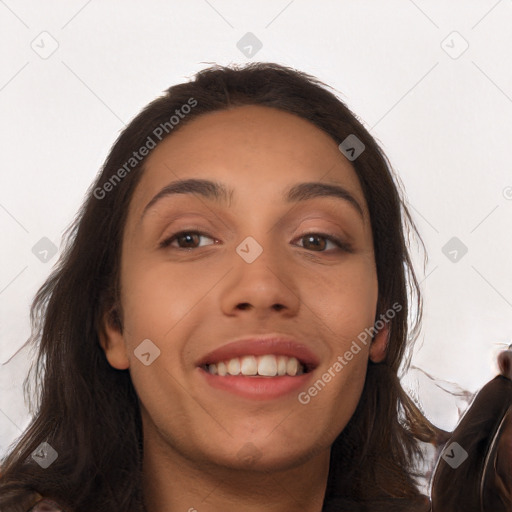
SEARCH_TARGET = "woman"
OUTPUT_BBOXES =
[0,62,510,511]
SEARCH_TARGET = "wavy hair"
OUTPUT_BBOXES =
[0,62,444,511]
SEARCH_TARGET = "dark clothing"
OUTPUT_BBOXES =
[27,499,62,512]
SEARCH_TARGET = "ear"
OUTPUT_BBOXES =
[98,307,130,370]
[369,322,390,363]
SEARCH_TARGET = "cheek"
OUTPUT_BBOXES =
[118,260,224,400]
[120,260,212,343]
[307,257,378,334]
[302,257,376,409]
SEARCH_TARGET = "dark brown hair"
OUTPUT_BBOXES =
[0,62,442,511]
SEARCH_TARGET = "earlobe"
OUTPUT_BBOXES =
[369,323,390,363]
[98,307,130,370]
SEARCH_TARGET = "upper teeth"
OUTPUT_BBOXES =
[206,355,304,377]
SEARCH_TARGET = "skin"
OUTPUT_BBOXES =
[100,105,389,512]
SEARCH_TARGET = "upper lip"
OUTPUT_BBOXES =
[196,334,320,370]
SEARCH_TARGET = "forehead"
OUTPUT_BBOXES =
[129,105,366,216]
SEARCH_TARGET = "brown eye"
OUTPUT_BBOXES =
[295,232,353,253]
[302,234,328,251]
[160,231,216,250]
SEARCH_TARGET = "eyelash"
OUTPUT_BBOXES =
[159,230,353,253]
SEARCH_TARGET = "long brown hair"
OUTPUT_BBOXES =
[0,62,442,511]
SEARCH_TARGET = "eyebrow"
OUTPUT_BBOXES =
[140,178,364,220]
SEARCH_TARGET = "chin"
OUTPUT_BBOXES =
[207,437,330,473]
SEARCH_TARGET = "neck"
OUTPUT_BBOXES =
[142,433,331,512]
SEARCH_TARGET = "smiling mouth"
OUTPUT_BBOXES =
[201,354,315,377]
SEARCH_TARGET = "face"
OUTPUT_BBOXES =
[101,105,388,472]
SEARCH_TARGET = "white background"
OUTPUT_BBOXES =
[1,0,512,459]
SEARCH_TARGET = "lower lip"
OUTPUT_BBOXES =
[198,367,313,400]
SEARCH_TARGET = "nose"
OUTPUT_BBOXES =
[219,242,301,319]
